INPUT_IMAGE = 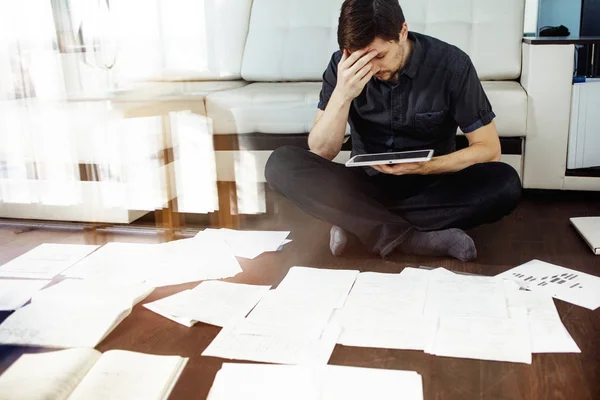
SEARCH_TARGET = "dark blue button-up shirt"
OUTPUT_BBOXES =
[318,32,496,174]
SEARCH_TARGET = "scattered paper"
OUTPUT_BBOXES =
[0,244,99,279]
[274,267,359,309]
[200,229,290,259]
[143,281,270,327]
[335,272,433,350]
[496,259,600,310]
[63,237,242,287]
[506,289,580,353]
[143,292,196,327]
[207,363,424,400]
[31,279,154,308]
[426,307,532,364]
[202,318,341,365]
[0,279,51,311]
[424,274,509,318]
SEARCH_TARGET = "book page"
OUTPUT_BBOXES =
[0,244,99,279]
[0,348,100,400]
[0,302,131,348]
[0,279,51,310]
[68,350,187,400]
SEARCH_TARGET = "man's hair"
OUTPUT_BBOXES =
[338,0,406,51]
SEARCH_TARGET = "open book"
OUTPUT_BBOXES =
[0,348,188,400]
[570,217,600,255]
[0,280,154,348]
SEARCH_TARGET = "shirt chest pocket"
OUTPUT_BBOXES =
[415,110,446,134]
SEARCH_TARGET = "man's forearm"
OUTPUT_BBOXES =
[308,91,351,160]
[422,142,501,174]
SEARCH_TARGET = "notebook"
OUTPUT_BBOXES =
[570,217,600,255]
[0,348,188,400]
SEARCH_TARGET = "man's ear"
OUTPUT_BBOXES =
[399,22,409,41]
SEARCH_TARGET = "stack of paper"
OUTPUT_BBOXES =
[200,229,291,259]
[497,259,600,310]
[202,267,359,365]
[0,279,51,311]
[143,281,271,327]
[207,363,424,400]
[63,235,242,287]
[0,348,188,400]
[0,280,153,348]
[0,244,99,279]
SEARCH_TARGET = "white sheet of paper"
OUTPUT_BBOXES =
[0,301,131,348]
[147,237,243,287]
[64,237,242,287]
[62,242,163,284]
[424,274,509,318]
[242,291,336,340]
[201,229,290,259]
[0,244,99,279]
[427,308,532,364]
[143,292,196,328]
[31,279,154,308]
[335,272,433,350]
[207,363,423,400]
[0,279,51,311]
[143,282,270,327]
[506,289,580,353]
[207,364,320,400]
[496,259,600,310]
[274,267,359,309]
[202,318,341,365]
[320,365,424,400]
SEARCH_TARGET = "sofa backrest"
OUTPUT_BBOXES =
[241,0,525,82]
[402,0,524,80]
[241,0,344,81]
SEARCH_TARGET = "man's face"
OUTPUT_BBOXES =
[356,37,403,81]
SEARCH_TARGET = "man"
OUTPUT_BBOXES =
[265,0,521,261]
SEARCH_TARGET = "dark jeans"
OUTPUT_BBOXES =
[265,146,522,255]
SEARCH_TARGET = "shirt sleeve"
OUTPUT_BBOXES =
[450,56,496,134]
[317,51,342,110]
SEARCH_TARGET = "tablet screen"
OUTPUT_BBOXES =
[352,150,431,163]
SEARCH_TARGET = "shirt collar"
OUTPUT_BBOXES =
[400,32,423,79]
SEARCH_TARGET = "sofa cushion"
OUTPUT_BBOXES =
[206,82,351,135]
[241,0,343,81]
[206,81,526,137]
[469,81,527,137]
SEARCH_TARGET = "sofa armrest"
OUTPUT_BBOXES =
[521,41,575,189]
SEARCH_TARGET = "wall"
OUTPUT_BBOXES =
[538,0,582,35]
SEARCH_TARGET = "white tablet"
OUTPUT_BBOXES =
[345,150,434,167]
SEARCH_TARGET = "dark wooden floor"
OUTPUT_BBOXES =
[1,188,600,400]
